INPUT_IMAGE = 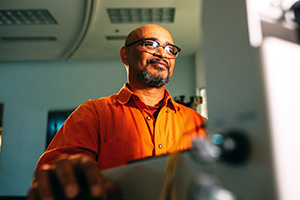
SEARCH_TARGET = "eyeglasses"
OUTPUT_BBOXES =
[125,38,181,58]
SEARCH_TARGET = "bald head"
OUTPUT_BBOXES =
[124,24,174,46]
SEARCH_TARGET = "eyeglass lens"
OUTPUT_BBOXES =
[143,40,178,58]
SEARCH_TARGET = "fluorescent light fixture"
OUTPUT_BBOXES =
[107,8,175,24]
[0,9,57,26]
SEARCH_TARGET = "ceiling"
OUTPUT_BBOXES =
[0,0,202,62]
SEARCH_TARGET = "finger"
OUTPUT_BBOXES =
[27,187,41,200]
[55,158,80,199]
[102,175,119,199]
[35,166,55,200]
[80,157,105,198]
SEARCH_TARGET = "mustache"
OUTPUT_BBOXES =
[147,58,170,69]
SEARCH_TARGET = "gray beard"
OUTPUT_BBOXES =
[136,66,170,88]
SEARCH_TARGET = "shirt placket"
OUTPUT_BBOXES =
[153,106,171,155]
[133,95,172,156]
[133,95,155,138]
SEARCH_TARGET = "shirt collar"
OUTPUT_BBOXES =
[116,83,180,112]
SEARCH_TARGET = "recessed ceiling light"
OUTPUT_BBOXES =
[0,9,57,26]
[107,8,175,24]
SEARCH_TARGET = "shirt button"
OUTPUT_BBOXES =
[158,144,163,149]
[146,116,151,120]
[166,109,170,113]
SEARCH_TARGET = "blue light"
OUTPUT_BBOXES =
[212,134,224,145]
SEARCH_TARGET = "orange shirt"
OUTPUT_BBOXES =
[36,84,206,170]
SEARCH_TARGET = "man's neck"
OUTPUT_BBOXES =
[128,83,166,107]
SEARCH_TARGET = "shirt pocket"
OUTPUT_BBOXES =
[98,141,141,170]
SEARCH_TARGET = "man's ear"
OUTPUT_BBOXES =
[120,46,128,65]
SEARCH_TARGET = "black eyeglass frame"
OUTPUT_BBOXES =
[125,38,181,58]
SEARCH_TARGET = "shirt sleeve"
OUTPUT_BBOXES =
[35,100,100,170]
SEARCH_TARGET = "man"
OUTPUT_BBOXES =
[28,24,206,200]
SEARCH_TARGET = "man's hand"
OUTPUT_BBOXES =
[28,154,118,200]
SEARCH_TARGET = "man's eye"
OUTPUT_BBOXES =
[166,45,175,54]
[145,41,157,47]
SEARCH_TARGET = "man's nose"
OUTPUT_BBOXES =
[154,45,167,58]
